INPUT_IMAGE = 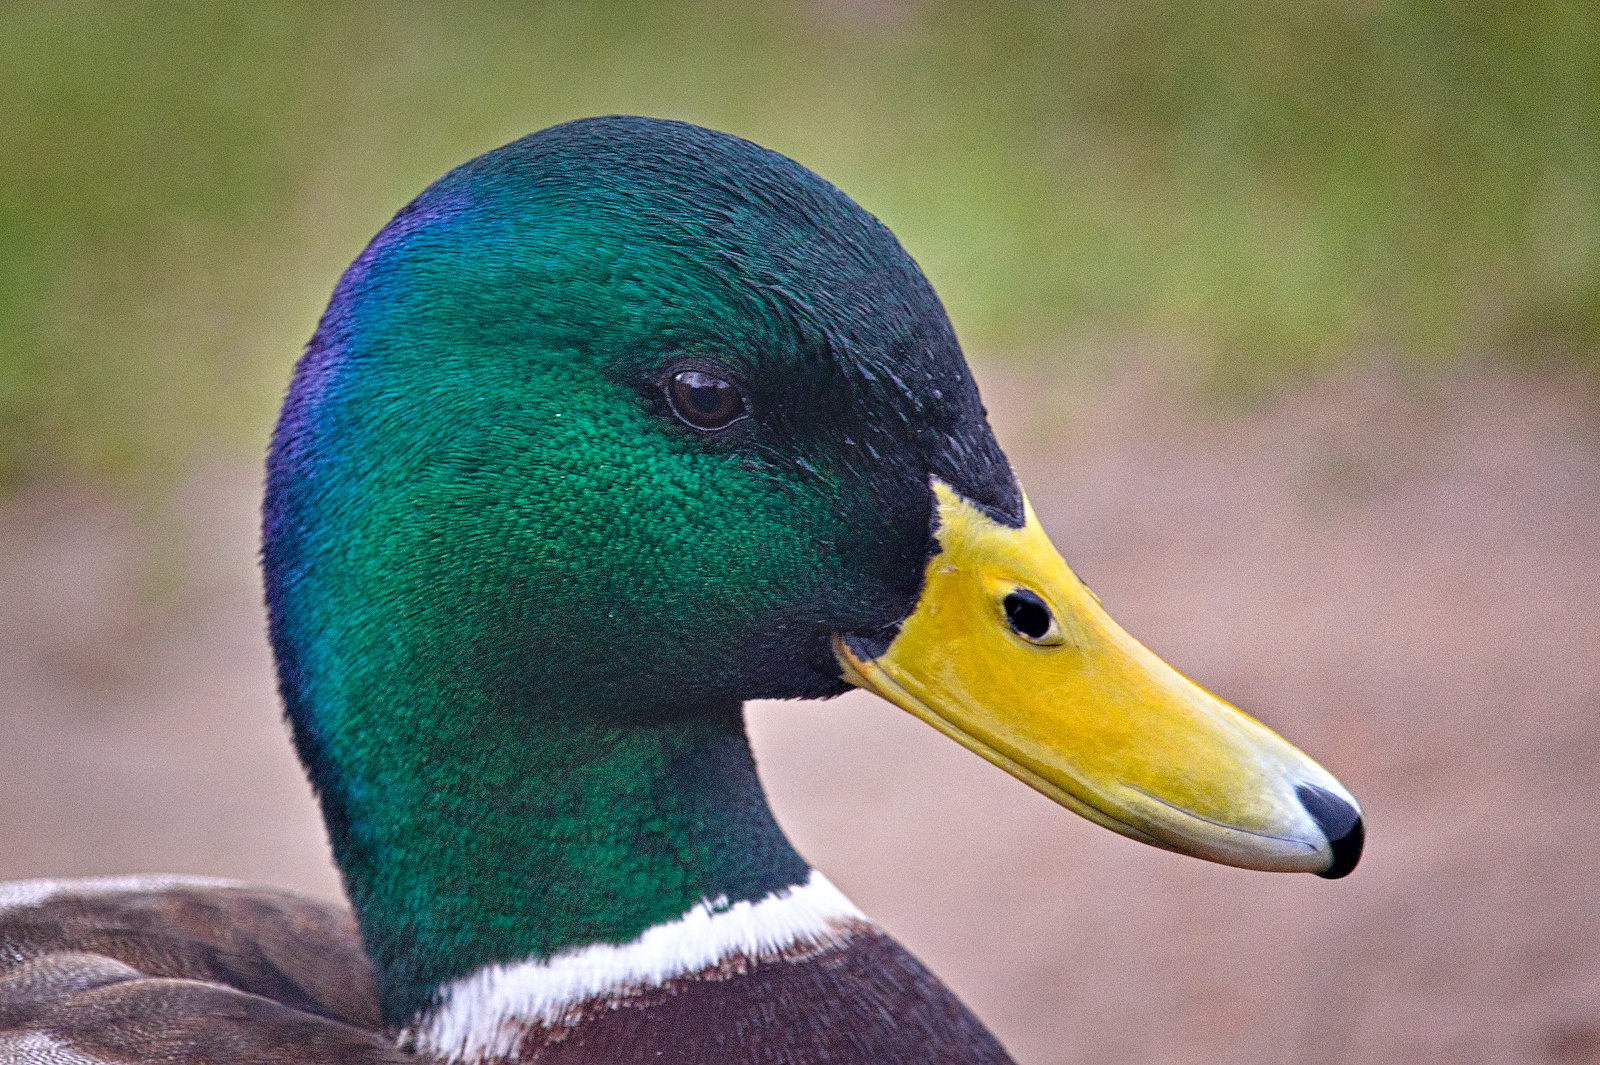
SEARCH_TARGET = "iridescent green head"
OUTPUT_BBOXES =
[264,115,1362,1027]
[263,116,1020,1020]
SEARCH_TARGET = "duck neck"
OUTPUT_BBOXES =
[281,658,811,1025]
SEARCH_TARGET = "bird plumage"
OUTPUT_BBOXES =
[1,116,1360,1064]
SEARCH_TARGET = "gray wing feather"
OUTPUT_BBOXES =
[0,878,424,1065]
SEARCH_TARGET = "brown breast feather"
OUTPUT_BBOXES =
[483,927,1016,1065]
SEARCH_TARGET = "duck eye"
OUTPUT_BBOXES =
[1003,589,1057,643]
[666,370,748,431]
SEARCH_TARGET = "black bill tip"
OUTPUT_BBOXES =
[1296,783,1364,879]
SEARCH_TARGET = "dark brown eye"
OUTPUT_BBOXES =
[666,370,748,430]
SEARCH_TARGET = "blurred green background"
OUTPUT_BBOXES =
[3,0,1597,490]
[6,11,1600,1061]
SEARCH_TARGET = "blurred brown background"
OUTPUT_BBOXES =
[2,3,1598,1063]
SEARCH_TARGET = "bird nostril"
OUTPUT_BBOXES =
[1295,783,1364,879]
[1003,590,1054,642]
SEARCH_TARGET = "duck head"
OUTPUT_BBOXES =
[263,116,1360,1025]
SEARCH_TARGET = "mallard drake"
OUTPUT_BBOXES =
[0,116,1362,1065]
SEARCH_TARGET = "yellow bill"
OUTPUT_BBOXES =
[835,480,1363,878]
